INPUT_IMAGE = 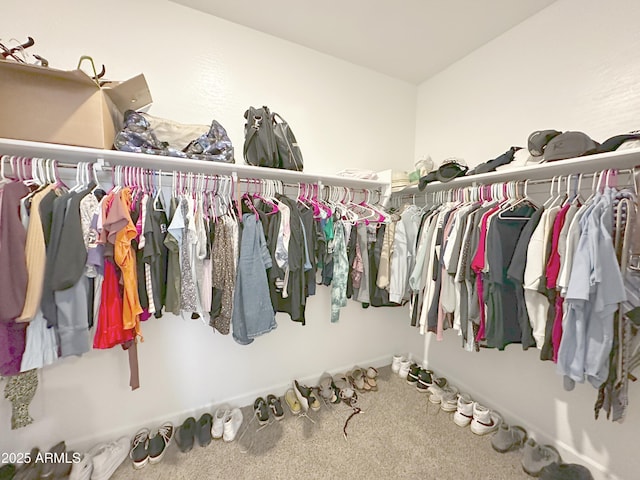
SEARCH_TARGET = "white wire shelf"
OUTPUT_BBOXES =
[0,138,387,190]
[394,146,640,195]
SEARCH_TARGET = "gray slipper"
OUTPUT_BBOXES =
[491,423,527,453]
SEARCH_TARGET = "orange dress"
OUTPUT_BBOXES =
[113,188,143,339]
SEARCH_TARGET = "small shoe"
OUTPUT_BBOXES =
[318,373,338,403]
[40,441,66,479]
[284,388,302,415]
[435,386,459,412]
[416,369,434,393]
[340,386,358,407]
[212,406,231,439]
[223,408,243,442]
[294,380,320,411]
[68,452,93,480]
[90,436,129,480]
[521,439,561,477]
[267,394,285,421]
[196,413,213,447]
[406,363,422,385]
[148,422,174,465]
[440,389,460,413]
[398,359,411,379]
[391,354,405,374]
[470,403,501,435]
[176,417,196,452]
[453,393,474,427]
[129,428,149,469]
[491,423,527,453]
[351,367,369,392]
[254,397,270,425]
[366,367,379,391]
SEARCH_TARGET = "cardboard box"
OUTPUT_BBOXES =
[0,60,152,149]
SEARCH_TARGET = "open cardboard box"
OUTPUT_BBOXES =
[0,59,152,149]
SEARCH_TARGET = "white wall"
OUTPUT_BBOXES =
[414,1,640,479]
[0,0,422,453]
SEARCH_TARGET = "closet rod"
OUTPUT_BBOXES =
[397,146,640,194]
[0,138,387,190]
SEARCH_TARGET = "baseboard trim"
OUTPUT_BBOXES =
[69,353,400,452]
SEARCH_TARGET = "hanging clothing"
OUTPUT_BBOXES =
[231,213,275,345]
[331,221,348,322]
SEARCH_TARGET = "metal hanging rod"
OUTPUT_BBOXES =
[0,138,386,190]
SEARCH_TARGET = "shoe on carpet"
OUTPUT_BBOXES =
[267,394,285,421]
[196,413,213,447]
[212,406,231,439]
[406,363,422,385]
[89,436,129,480]
[453,393,474,427]
[398,359,411,379]
[284,388,302,415]
[68,452,93,480]
[148,422,174,464]
[470,403,501,435]
[293,380,320,411]
[254,397,270,425]
[435,386,459,412]
[521,438,561,476]
[391,354,405,374]
[129,428,149,469]
[491,423,527,453]
[176,417,196,452]
[415,369,432,392]
[223,408,243,442]
[39,440,66,479]
[539,462,593,480]
[318,373,338,403]
[365,367,379,391]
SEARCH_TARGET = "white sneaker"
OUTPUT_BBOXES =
[470,402,502,435]
[391,354,405,374]
[437,386,459,412]
[427,382,458,412]
[453,393,474,427]
[212,405,231,439]
[89,436,129,480]
[398,359,411,379]
[69,452,93,480]
[223,408,243,442]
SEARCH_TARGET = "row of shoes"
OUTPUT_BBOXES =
[0,438,130,480]
[281,366,380,416]
[392,355,593,479]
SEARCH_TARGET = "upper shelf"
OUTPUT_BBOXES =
[0,138,387,190]
[395,146,640,194]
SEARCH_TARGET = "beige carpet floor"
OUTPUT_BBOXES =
[110,366,531,480]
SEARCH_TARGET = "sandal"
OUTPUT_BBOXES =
[366,367,379,391]
[253,397,269,425]
[266,394,285,421]
[351,368,369,392]
[340,386,358,407]
[284,388,301,415]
